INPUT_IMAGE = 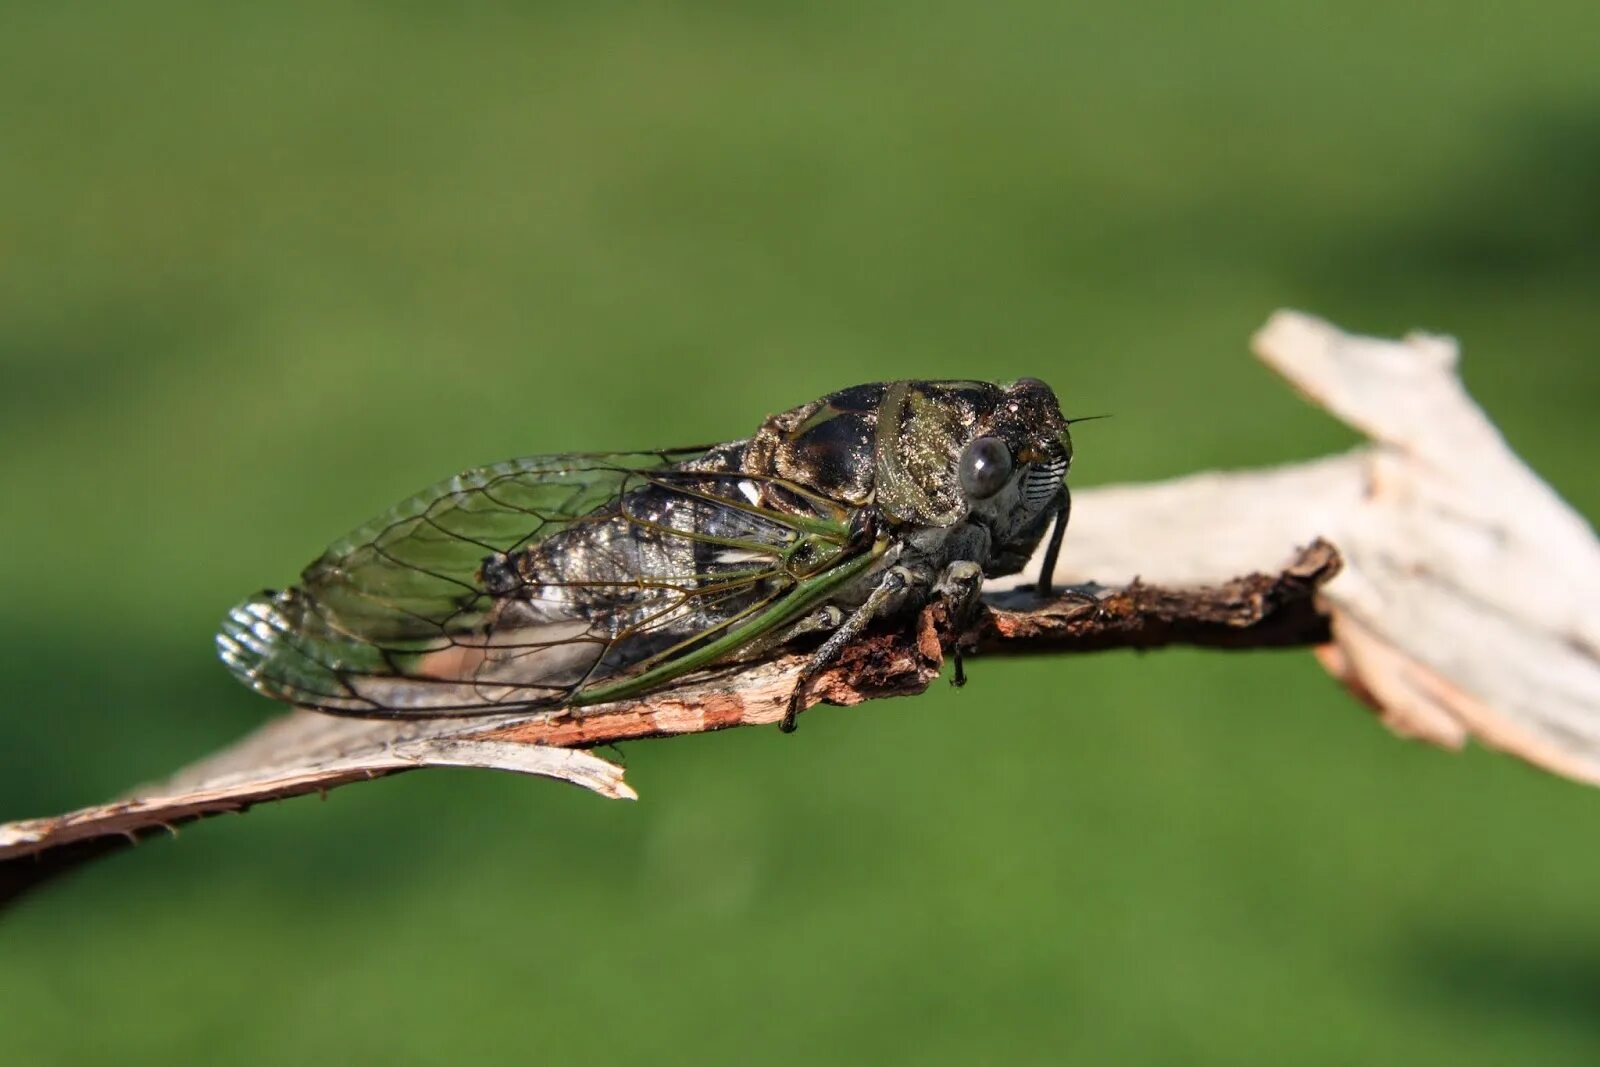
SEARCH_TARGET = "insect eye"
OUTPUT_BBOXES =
[958,436,1014,499]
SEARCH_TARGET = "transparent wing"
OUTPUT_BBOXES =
[217,450,858,716]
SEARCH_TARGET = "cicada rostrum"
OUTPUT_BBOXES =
[218,379,1075,730]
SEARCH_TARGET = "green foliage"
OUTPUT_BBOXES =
[2,2,1598,1063]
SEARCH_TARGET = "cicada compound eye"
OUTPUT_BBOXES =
[958,436,1014,500]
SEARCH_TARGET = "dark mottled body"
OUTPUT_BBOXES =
[218,379,1074,725]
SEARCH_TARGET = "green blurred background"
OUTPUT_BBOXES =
[4,2,1599,1063]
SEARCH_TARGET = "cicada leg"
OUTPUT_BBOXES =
[931,560,985,688]
[781,566,914,733]
[785,604,848,641]
[1034,487,1070,597]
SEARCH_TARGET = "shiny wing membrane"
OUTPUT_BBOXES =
[217,449,854,717]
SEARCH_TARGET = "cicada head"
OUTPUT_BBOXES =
[869,378,1071,539]
[954,378,1073,562]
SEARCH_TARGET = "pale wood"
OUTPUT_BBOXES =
[1045,311,1600,783]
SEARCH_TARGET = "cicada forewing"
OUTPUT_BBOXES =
[217,450,869,717]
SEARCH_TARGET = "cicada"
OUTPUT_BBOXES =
[217,379,1075,731]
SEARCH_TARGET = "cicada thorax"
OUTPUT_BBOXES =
[738,383,884,509]
[733,380,1007,527]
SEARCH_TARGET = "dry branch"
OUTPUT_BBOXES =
[4,310,1597,903]
[0,546,1338,902]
